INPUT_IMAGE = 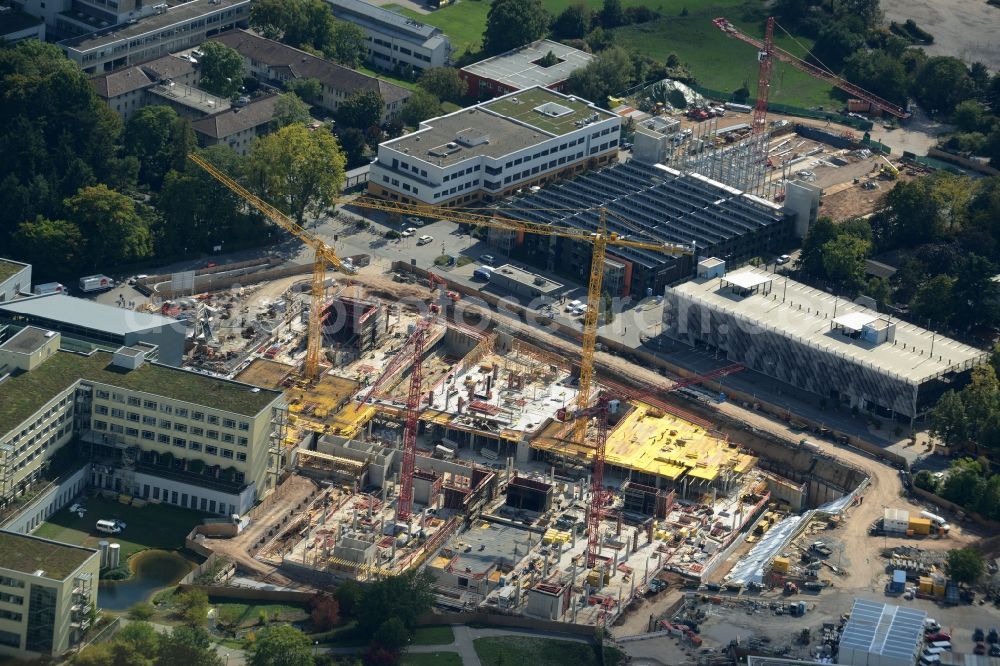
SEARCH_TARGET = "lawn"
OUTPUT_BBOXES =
[386,0,840,109]
[411,625,454,645]
[33,496,202,561]
[401,652,462,666]
[474,636,601,666]
[212,601,308,629]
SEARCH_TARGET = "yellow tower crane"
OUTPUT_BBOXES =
[187,153,355,381]
[348,196,694,441]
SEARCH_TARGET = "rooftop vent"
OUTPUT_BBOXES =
[533,102,573,118]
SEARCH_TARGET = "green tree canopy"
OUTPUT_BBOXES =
[599,0,624,28]
[287,78,323,104]
[249,0,336,53]
[565,46,633,105]
[273,93,313,128]
[401,89,442,127]
[156,626,224,666]
[417,67,467,103]
[872,177,943,248]
[356,570,434,636]
[198,42,244,98]
[551,3,591,39]
[336,89,385,130]
[820,234,871,292]
[334,580,364,618]
[64,185,153,266]
[482,0,550,56]
[248,625,314,666]
[929,389,967,448]
[327,21,367,68]
[12,217,84,280]
[336,128,369,168]
[810,17,865,71]
[247,124,346,224]
[373,617,410,652]
[176,589,210,627]
[945,547,985,584]
[912,56,976,115]
[910,274,956,326]
[124,106,194,189]
[842,50,909,108]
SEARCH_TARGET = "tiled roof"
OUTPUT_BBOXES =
[191,95,280,139]
[91,54,196,98]
[211,30,410,105]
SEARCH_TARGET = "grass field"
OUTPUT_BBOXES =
[386,0,840,108]
[401,652,463,666]
[33,497,201,561]
[474,636,601,666]
[411,625,455,645]
[213,601,308,629]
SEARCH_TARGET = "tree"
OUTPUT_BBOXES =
[599,0,624,28]
[274,93,313,128]
[820,234,870,292]
[810,17,865,71]
[116,621,160,659]
[551,3,591,39]
[334,580,364,618]
[12,217,84,280]
[482,0,549,56]
[176,589,210,627]
[156,626,224,666]
[401,89,442,127]
[839,0,881,28]
[913,469,939,493]
[73,642,149,666]
[910,274,956,326]
[327,21,367,68]
[566,47,633,105]
[941,458,986,508]
[250,0,337,53]
[929,390,967,448]
[309,594,341,632]
[945,547,985,584]
[64,185,153,266]
[356,571,434,636]
[337,128,369,168]
[417,68,467,103]
[248,625,314,666]
[129,603,156,621]
[373,617,410,652]
[198,42,244,98]
[872,177,942,248]
[912,56,976,115]
[247,124,346,225]
[953,100,988,133]
[842,50,910,109]
[798,217,837,276]
[124,106,194,189]
[336,89,385,130]
[288,78,323,104]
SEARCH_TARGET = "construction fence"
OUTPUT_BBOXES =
[686,84,874,131]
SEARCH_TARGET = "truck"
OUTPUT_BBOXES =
[79,274,114,293]
[33,282,66,296]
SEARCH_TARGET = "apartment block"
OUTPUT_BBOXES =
[325,0,450,75]
[0,532,99,659]
[368,86,621,207]
[0,327,286,516]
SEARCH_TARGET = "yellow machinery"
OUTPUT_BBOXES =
[189,154,693,443]
[188,153,355,381]
[878,154,899,180]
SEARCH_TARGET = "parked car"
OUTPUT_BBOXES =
[777,254,791,265]
[416,235,433,246]
[974,642,986,655]
[480,254,496,265]
[406,216,424,227]
[401,227,416,237]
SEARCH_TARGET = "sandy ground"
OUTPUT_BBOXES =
[881,0,1000,71]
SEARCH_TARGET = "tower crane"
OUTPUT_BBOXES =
[187,153,355,381]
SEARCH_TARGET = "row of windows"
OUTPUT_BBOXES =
[0,578,24,590]
[92,423,248,458]
[93,393,249,429]
[0,608,21,622]
[0,592,23,606]
[398,161,429,179]
[434,179,479,198]
[92,407,249,444]
[502,137,587,169]
[146,486,239,514]
[7,394,72,447]
[442,164,480,182]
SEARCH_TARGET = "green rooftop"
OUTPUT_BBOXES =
[0,531,96,579]
[0,349,282,434]
[482,87,614,136]
[0,259,27,284]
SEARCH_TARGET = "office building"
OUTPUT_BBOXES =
[0,260,31,304]
[369,86,621,207]
[0,294,186,367]
[0,8,45,43]
[663,263,987,419]
[210,30,411,122]
[51,0,249,73]
[0,327,285,514]
[838,599,925,666]
[325,0,451,74]
[491,160,790,298]
[460,39,594,100]
[191,94,281,155]
[0,532,99,658]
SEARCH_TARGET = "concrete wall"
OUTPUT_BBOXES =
[3,465,89,534]
[416,611,598,638]
[0,262,31,303]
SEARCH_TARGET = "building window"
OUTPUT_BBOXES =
[207,415,220,425]
[0,630,19,648]
[222,418,236,429]
[127,412,139,422]
[126,427,139,437]
[95,405,108,415]
[110,408,124,419]
[0,609,20,622]
[176,408,188,418]
[143,400,157,410]
[158,434,170,444]
[160,404,173,414]
[110,424,124,434]
[207,430,219,440]
[127,396,140,406]
[96,390,109,399]
[93,420,107,431]
[237,436,248,447]
[205,445,218,456]
[0,592,23,605]
[142,431,155,441]
[238,422,249,431]
[173,437,186,448]
[142,415,155,425]
[158,420,171,429]
[192,411,204,421]
[222,433,234,443]
[221,449,233,459]
[174,423,187,433]
[0,577,24,589]
[236,452,247,462]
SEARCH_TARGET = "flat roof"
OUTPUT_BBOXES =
[723,272,772,290]
[441,520,528,576]
[491,264,563,295]
[832,311,877,332]
[671,268,986,384]
[0,349,282,434]
[60,0,247,53]
[840,598,924,660]
[0,326,52,355]
[481,86,615,136]
[0,531,96,579]
[0,294,181,335]
[461,39,594,90]
[0,259,28,283]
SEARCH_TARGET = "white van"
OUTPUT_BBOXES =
[919,655,940,665]
[929,642,951,650]
[923,647,945,657]
[95,519,121,534]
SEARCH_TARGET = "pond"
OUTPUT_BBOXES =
[98,549,195,611]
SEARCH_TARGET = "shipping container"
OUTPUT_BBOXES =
[909,517,932,535]
[772,556,790,573]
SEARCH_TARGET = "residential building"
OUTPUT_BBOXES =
[491,160,791,297]
[460,39,594,100]
[0,327,286,515]
[368,86,621,208]
[50,0,249,74]
[663,262,987,420]
[0,531,99,659]
[0,260,31,304]
[0,8,45,43]
[191,94,280,155]
[0,294,186,366]
[324,0,450,74]
[210,30,411,122]
[90,54,202,120]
